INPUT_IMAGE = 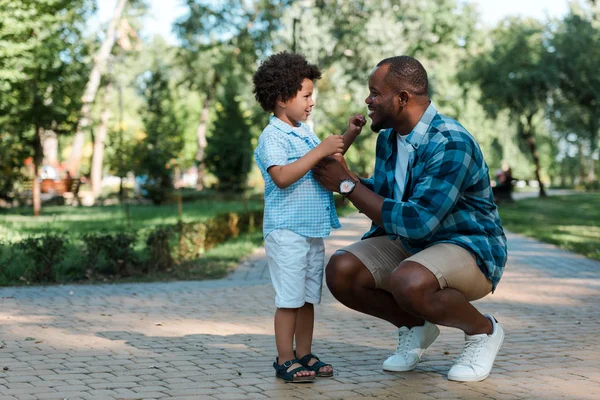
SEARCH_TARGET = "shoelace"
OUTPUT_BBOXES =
[394,328,415,354]
[455,337,486,364]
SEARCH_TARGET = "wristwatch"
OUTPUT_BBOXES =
[339,178,357,197]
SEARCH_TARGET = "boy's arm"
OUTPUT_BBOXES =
[341,114,366,154]
[268,135,344,189]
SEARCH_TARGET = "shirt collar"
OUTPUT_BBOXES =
[269,115,307,137]
[404,101,437,149]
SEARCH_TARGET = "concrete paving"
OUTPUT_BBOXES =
[1,213,599,399]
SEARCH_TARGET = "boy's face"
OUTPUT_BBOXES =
[281,78,315,126]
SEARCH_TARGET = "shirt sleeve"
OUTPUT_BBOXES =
[381,139,475,240]
[256,132,288,170]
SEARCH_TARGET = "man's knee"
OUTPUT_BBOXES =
[326,251,364,294]
[389,261,439,309]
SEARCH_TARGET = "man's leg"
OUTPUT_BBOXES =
[388,243,504,382]
[388,261,492,335]
[326,249,440,372]
[326,250,423,328]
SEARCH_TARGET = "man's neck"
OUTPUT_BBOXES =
[394,99,430,135]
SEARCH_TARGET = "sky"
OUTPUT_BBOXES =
[90,0,571,45]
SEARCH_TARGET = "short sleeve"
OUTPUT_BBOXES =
[256,131,288,169]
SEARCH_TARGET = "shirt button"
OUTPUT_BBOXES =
[326,207,330,211]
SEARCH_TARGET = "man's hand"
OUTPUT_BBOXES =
[312,154,356,193]
[347,114,367,137]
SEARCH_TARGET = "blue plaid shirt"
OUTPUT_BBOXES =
[361,103,507,290]
[254,116,341,238]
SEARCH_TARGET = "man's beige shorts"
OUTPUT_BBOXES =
[340,236,492,301]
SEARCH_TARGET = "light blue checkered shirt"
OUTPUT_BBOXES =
[254,116,341,238]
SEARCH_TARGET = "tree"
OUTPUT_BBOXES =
[67,0,130,177]
[134,63,183,204]
[551,6,600,182]
[175,0,292,190]
[461,18,557,196]
[205,79,252,192]
[0,0,94,215]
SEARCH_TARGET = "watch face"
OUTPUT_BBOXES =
[340,180,355,193]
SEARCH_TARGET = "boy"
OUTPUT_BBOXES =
[253,52,365,383]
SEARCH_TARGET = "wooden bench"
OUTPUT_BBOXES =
[21,179,81,196]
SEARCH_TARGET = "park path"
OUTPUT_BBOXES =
[1,212,599,399]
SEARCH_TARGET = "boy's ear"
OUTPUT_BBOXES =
[276,96,287,109]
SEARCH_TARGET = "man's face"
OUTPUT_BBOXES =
[365,65,400,132]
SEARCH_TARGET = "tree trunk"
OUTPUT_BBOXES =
[580,142,587,183]
[195,94,212,190]
[587,116,598,182]
[521,114,546,197]
[33,127,44,217]
[41,129,58,166]
[67,0,128,177]
[91,83,113,199]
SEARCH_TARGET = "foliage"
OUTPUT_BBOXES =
[134,62,184,204]
[550,7,600,181]
[0,132,28,200]
[0,0,94,211]
[205,79,253,192]
[145,226,174,271]
[16,232,69,283]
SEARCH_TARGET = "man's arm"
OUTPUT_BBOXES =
[313,141,475,240]
[312,158,385,225]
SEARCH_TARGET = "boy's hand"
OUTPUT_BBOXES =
[348,114,366,136]
[318,135,345,157]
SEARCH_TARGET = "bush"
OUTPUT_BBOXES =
[81,232,138,276]
[146,226,174,271]
[175,221,207,263]
[16,232,68,283]
[583,180,600,192]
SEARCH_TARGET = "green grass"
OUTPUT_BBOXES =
[0,199,263,241]
[497,193,600,260]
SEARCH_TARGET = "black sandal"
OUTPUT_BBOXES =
[297,353,334,377]
[273,358,315,383]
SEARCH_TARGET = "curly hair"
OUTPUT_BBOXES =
[253,52,322,112]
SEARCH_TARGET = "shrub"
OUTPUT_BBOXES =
[146,226,174,271]
[175,221,207,263]
[81,232,138,276]
[16,232,69,283]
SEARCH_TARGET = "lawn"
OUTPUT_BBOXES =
[497,193,600,261]
[0,198,263,241]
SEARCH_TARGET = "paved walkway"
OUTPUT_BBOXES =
[1,213,599,400]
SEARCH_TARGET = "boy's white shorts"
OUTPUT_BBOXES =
[264,229,325,309]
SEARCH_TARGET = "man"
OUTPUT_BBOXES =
[312,56,507,382]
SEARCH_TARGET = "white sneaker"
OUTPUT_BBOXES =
[447,314,505,382]
[382,321,440,371]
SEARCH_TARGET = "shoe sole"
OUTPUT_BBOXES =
[382,326,440,372]
[447,326,505,382]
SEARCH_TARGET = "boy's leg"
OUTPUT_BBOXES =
[294,303,314,357]
[274,307,313,378]
[295,237,333,375]
[265,230,315,378]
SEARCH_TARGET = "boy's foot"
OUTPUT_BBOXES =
[273,358,315,383]
[447,314,505,382]
[383,321,440,372]
[297,353,334,377]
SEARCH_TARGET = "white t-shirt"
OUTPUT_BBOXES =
[394,134,410,201]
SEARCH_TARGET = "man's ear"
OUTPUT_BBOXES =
[398,90,410,107]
